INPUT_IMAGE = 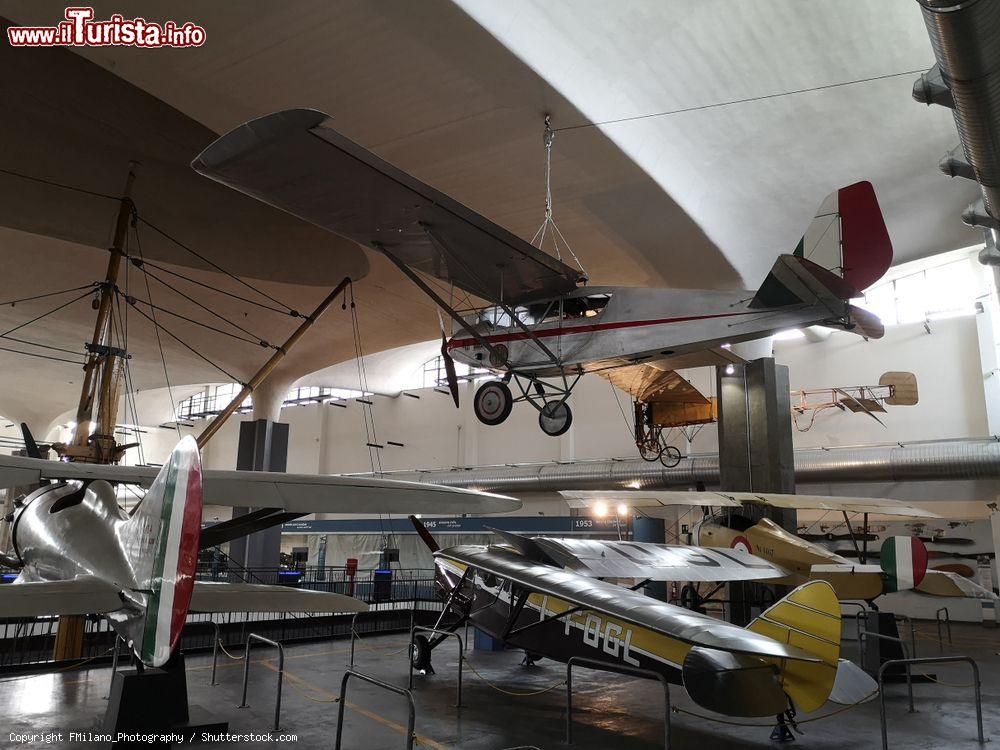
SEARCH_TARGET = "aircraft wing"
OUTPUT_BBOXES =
[192,108,584,304]
[0,454,520,515]
[0,576,124,616]
[917,570,999,600]
[437,545,820,662]
[494,531,788,581]
[189,582,368,613]
[561,489,939,518]
[599,363,709,406]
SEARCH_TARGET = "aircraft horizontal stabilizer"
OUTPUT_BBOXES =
[0,576,123,617]
[189,582,367,614]
[917,569,1000,600]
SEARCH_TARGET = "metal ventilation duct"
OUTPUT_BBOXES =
[914,0,1000,227]
[374,439,1000,492]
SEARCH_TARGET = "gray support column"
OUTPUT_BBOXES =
[716,357,796,624]
[228,419,289,572]
[633,515,668,602]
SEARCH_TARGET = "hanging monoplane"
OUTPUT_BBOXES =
[191,108,894,441]
[407,516,877,728]
[561,490,999,603]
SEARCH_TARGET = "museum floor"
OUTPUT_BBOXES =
[4,622,999,749]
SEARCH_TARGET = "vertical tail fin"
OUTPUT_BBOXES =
[752,181,893,310]
[118,436,202,666]
[744,580,842,713]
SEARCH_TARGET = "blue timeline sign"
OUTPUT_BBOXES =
[278,516,627,535]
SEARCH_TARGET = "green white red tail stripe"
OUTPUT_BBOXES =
[135,436,202,666]
[880,536,928,593]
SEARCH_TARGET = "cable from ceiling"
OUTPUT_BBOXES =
[554,68,928,133]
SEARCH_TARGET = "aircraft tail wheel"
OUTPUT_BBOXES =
[659,445,682,467]
[474,381,513,426]
[538,401,572,436]
[410,634,432,671]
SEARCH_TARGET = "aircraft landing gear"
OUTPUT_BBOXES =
[474,381,514,425]
[538,400,572,436]
[410,633,435,674]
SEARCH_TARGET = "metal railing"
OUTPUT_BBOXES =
[565,657,671,748]
[936,607,953,652]
[877,656,984,749]
[408,626,463,707]
[335,670,416,750]
[238,633,285,732]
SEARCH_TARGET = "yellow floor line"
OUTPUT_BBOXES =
[261,661,449,750]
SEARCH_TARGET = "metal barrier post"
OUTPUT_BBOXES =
[237,633,285,732]
[894,614,917,658]
[335,669,415,750]
[408,625,463,707]
[103,636,124,700]
[877,656,985,750]
[936,607,953,652]
[565,656,671,748]
[349,612,360,667]
[210,621,221,686]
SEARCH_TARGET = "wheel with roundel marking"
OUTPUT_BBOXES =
[474,380,513,426]
[730,535,753,555]
[538,400,572,436]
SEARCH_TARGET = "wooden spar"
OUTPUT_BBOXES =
[195,276,352,450]
[69,163,138,456]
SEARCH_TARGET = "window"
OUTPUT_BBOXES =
[855,254,980,327]
[174,384,364,421]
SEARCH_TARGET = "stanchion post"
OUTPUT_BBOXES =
[237,633,285,732]
[335,669,415,750]
[210,621,221,686]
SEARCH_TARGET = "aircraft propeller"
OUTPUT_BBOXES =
[438,311,460,408]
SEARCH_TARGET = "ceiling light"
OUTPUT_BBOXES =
[593,501,608,518]
[627,480,641,489]
[725,363,735,375]
[616,503,629,517]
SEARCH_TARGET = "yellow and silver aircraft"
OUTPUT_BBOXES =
[409,516,877,727]
[561,490,998,603]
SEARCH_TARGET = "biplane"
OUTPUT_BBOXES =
[408,516,878,725]
[192,108,893,442]
[561,490,999,603]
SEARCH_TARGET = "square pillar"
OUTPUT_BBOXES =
[716,357,796,624]
[227,419,288,572]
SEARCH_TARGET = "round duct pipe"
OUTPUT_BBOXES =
[370,439,1000,493]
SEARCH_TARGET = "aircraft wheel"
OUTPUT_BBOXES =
[659,445,682,467]
[410,634,432,671]
[474,381,513,426]
[538,401,572,436]
[638,440,661,462]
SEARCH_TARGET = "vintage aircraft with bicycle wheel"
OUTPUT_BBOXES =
[192,108,894,452]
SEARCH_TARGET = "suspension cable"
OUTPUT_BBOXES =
[0,166,119,201]
[530,116,588,280]
[0,283,99,308]
[0,288,94,338]
[131,218,181,437]
[135,214,298,315]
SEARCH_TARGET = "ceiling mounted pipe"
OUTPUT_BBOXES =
[916,0,1000,220]
[367,439,1000,493]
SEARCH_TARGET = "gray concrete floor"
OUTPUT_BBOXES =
[3,622,999,749]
